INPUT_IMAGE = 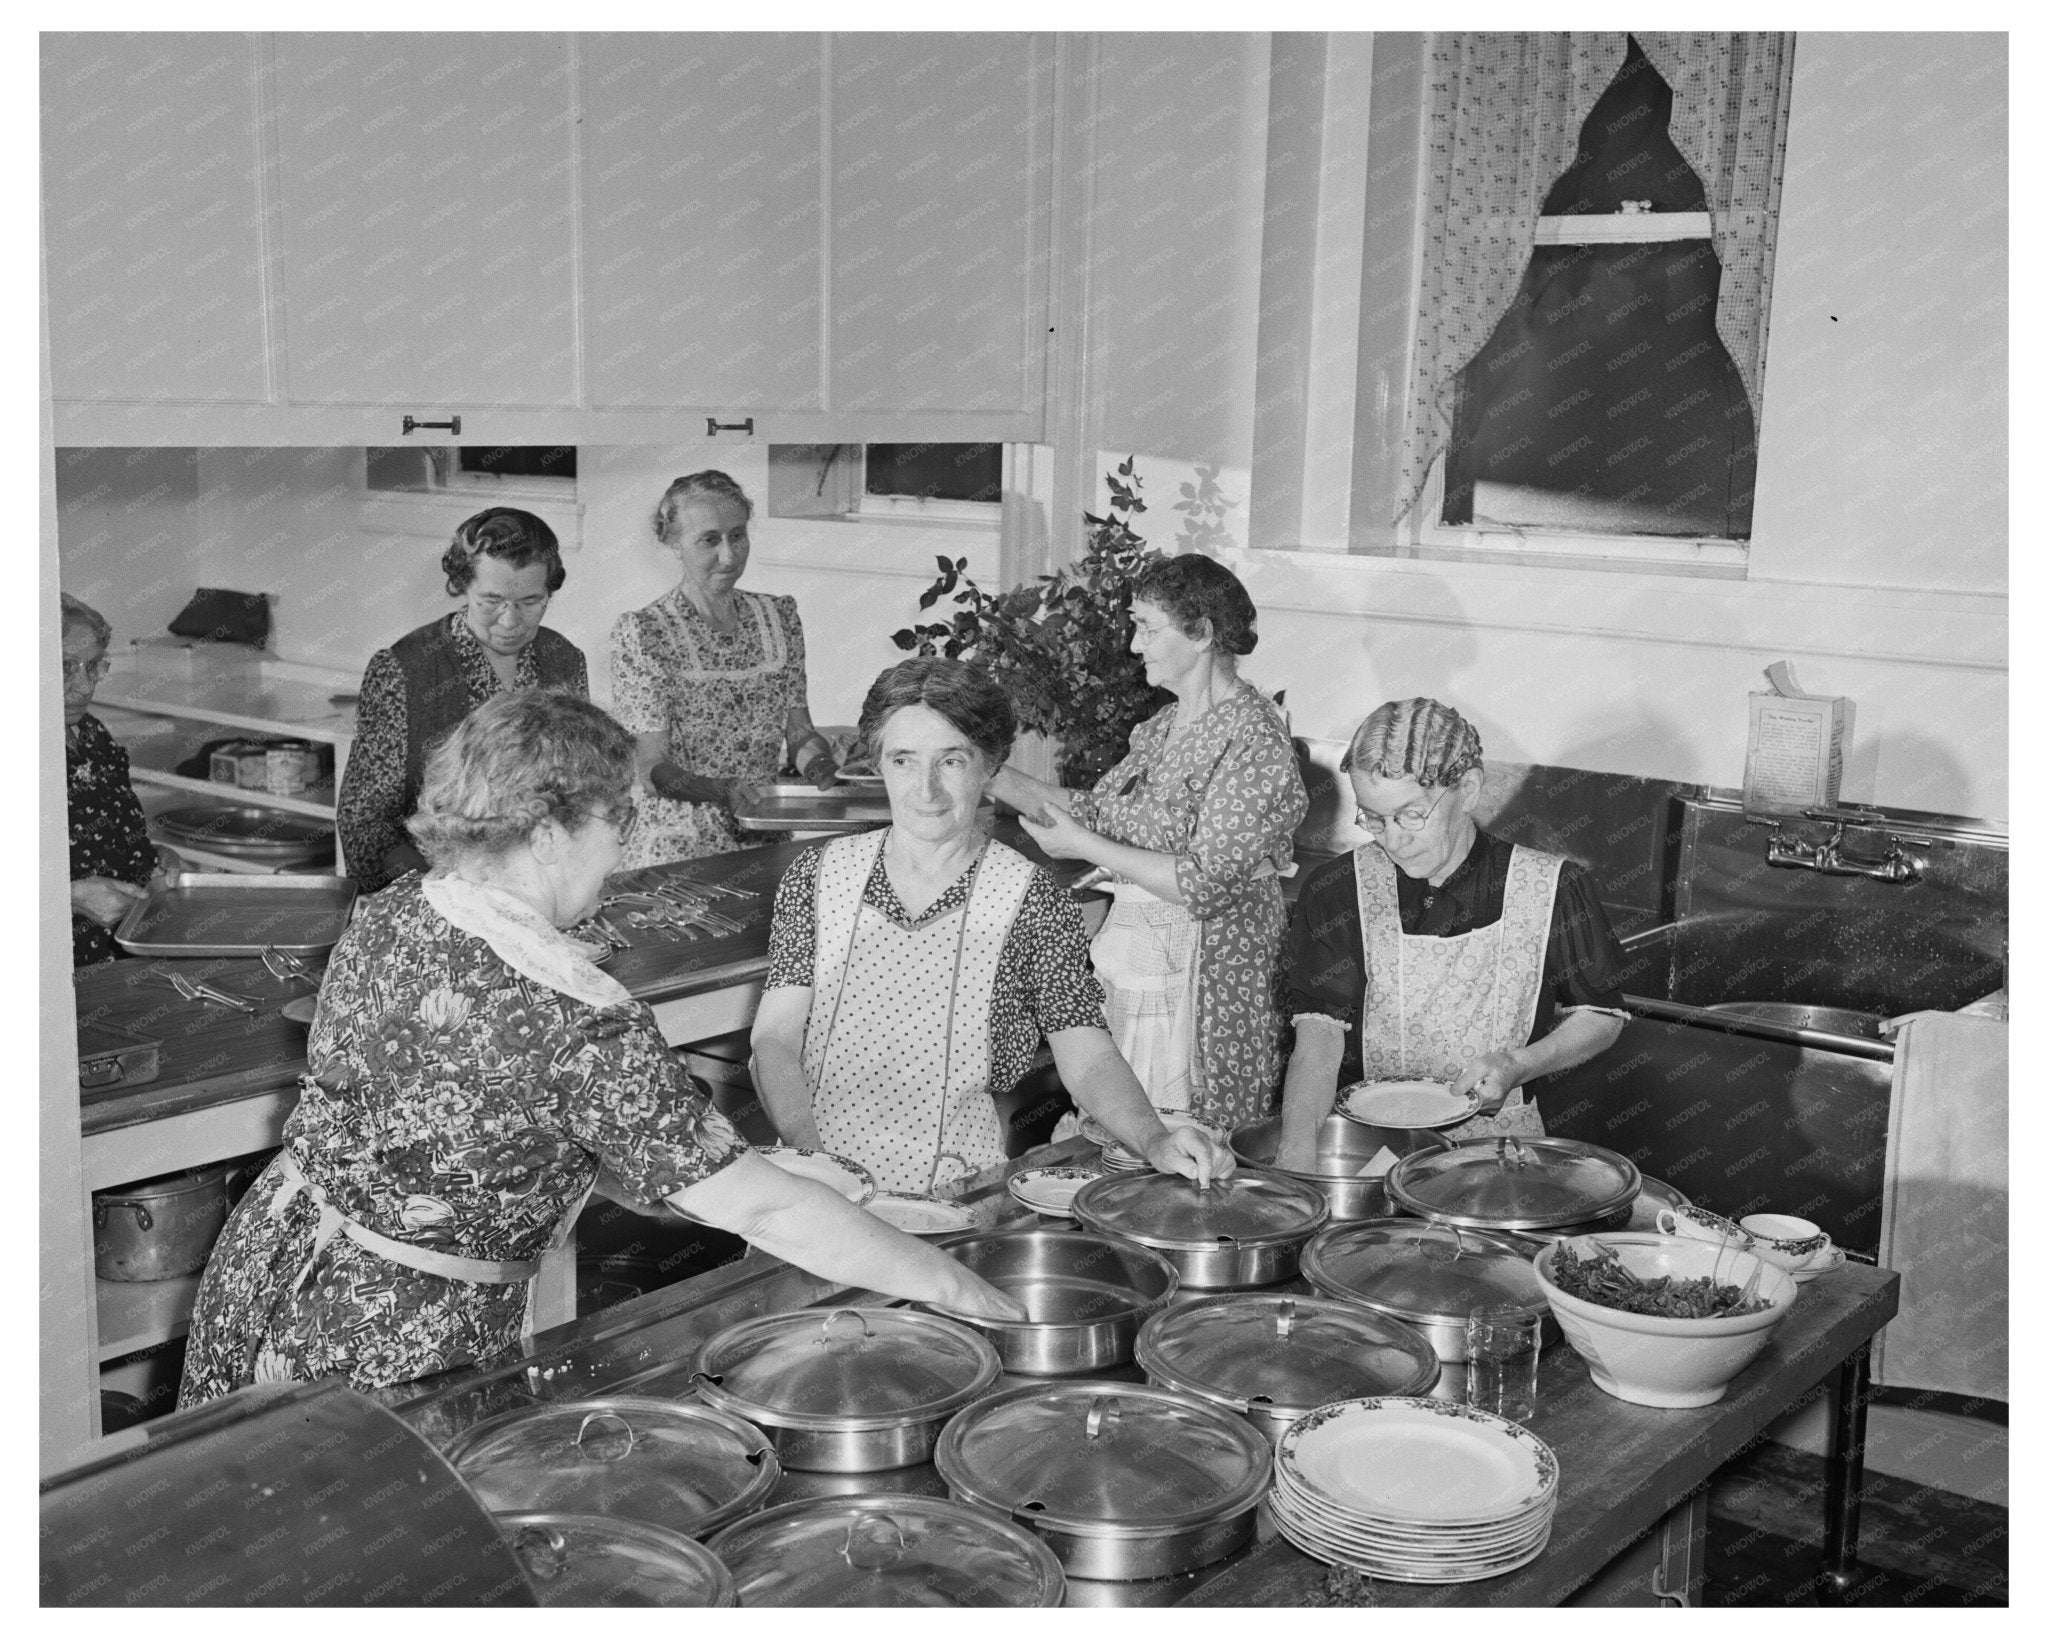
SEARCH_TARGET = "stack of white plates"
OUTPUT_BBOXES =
[1006,1165,1101,1217]
[1268,1397,1559,1583]
[1079,1110,1225,1173]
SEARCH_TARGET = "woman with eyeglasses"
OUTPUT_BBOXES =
[181,691,1021,1407]
[337,507,587,894]
[1273,698,1628,1171]
[608,470,837,869]
[61,592,178,966]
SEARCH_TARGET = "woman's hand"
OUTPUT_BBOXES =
[1143,1123,1237,1188]
[1018,803,1096,861]
[937,1264,1031,1324]
[1450,1049,1527,1115]
[802,753,840,791]
[72,876,146,927]
[1274,1134,1322,1173]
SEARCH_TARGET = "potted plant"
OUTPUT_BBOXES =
[892,457,1171,786]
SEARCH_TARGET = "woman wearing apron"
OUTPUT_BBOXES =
[751,658,1233,1196]
[1273,698,1629,1172]
[608,470,838,868]
[989,555,1307,1133]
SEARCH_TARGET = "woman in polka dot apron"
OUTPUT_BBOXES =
[751,658,1235,1197]
[989,555,1308,1134]
[1274,698,1630,1172]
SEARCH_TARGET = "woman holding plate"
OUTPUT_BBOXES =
[1273,698,1628,1171]
[750,657,1233,1196]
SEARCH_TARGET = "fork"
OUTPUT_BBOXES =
[261,946,321,986]
[165,971,257,1014]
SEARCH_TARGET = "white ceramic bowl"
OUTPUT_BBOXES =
[1532,1232,1799,1408]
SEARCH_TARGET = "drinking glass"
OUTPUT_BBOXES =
[1465,1303,1542,1423]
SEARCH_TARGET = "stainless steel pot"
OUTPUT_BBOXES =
[1387,1135,1642,1235]
[499,1512,736,1607]
[934,1381,1271,1581]
[1230,1113,1449,1220]
[692,1307,1001,1474]
[1072,1170,1329,1289]
[925,1228,1178,1375]
[1300,1217,1552,1363]
[92,1162,231,1281]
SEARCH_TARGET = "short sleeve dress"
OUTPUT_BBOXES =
[609,587,809,867]
[177,877,746,1406]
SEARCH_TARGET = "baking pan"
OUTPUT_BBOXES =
[77,1019,161,1090]
[114,871,358,958]
[731,782,995,833]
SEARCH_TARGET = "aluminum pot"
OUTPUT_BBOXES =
[691,1307,1002,1474]
[1073,1169,1329,1289]
[1300,1217,1552,1363]
[934,1381,1271,1582]
[1230,1113,1450,1220]
[924,1228,1178,1375]
[498,1513,736,1607]
[92,1162,231,1281]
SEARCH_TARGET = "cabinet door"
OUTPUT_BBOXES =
[42,34,272,404]
[270,33,579,408]
[830,34,1050,421]
[582,33,825,415]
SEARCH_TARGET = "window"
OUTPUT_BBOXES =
[365,445,577,495]
[766,443,1003,524]
[1438,43,1755,547]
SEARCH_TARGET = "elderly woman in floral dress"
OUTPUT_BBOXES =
[989,555,1307,1132]
[179,691,1017,1406]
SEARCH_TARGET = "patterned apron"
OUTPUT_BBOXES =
[1353,842,1566,1141]
[1090,883,1204,1116]
[804,831,1038,1194]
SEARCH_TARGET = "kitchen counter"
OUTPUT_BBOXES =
[384,1139,1901,1608]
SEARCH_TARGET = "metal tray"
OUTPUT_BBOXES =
[731,782,897,833]
[154,804,336,852]
[114,872,358,958]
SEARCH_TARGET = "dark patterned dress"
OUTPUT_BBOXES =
[609,587,809,866]
[67,712,155,967]
[337,614,588,892]
[1066,686,1308,1129]
[178,878,745,1405]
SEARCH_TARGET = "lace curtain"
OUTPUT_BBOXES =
[1396,32,1796,525]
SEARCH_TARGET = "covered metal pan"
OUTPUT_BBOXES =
[498,1513,736,1607]
[1229,1112,1449,1220]
[923,1227,1178,1375]
[1073,1169,1329,1288]
[691,1306,1001,1473]
[1386,1134,1641,1235]
[1300,1217,1552,1363]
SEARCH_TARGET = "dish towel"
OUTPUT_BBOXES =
[1870,1010,2008,1399]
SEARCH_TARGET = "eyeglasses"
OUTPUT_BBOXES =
[63,656,111,683]
[471,593,550,619]
[1355,787,1450,836]
[595,800,638,842]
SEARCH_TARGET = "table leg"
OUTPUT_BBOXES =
[1819,1343,1871,1604]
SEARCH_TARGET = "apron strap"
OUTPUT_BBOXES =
[271,1149,543,1291]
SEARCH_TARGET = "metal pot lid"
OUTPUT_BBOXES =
[1135,1294,1440,1417]
[934,1381,1271,1539]
[693,1307,1001,1434]
[1300,1219,1546,1329]
[1387,1135,1641,1231]
[442,1397,779,1539]
[501,1512,736,1608]
[154,805,336,848]
[1073,1170,1330,1251]
[707,1495,1065,1607]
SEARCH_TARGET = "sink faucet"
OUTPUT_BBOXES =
[1766,819,1926,883]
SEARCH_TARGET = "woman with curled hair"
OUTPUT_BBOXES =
[181,689,1020,1407]
[609,470,836,868]
[751,657,1234,1194]
[337,506,587,893]
[1274,698,1629,1169]
[987,554,1307,1133]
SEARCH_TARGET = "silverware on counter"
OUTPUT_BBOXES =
[260,946,323,986]
[163,971,258,1014]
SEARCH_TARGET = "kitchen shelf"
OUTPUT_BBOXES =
[96,1273,203,1363]
[96,671,357,745]
[126,762,339,821]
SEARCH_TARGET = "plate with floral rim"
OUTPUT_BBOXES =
[1007,1166,1102,1217]
[1276,1397,1559,1526]
[757,1146,878,1206]
[1339,1080,1480,1130]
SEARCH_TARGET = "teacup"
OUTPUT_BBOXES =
[1654,1203,1756,1250]
[1738,1213,1834,1273]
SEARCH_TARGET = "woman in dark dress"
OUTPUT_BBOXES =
[1275,697,1629,1169]
[62,593,167,967]
[180,690,1019,1407]
[337,507,587,893]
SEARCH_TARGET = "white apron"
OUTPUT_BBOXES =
[1089,883,1203,1117]
[804,830,1038,1194]
[1354,842,1565,1142]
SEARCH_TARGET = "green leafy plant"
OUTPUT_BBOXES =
[892,456,1171,786]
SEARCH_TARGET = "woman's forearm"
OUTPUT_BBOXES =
[1076,834,1185,902]
[650,760,738,806]
[1512,1009,1625,1083]
[751,1040,822,1148]
[988,765,1073,817]
[1277,1024,1346,1156]
[1050,1029,1170,1155]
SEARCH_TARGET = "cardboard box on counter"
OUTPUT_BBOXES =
[1744,662,1852,817]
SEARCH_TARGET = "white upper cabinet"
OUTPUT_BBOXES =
[43,31,1052,443]
[270,33,581,409]
[42,34,271,405]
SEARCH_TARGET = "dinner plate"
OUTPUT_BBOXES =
[1277,1398,1558,1526]
[866,1193,979,1236]
[757,1146,878,1206]
[1270,1493,1553,1583]
[833,771,885,787]
[1006,1166,1100,1217]
[281,995,318,1025]
[1269,1484,1552,1555]
[1339,1079,1480,1130]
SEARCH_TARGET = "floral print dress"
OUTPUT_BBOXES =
[1067,686,1308,1129]
[66,712,156,967]
[178,877,746,1406]
[609,586,809,867]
